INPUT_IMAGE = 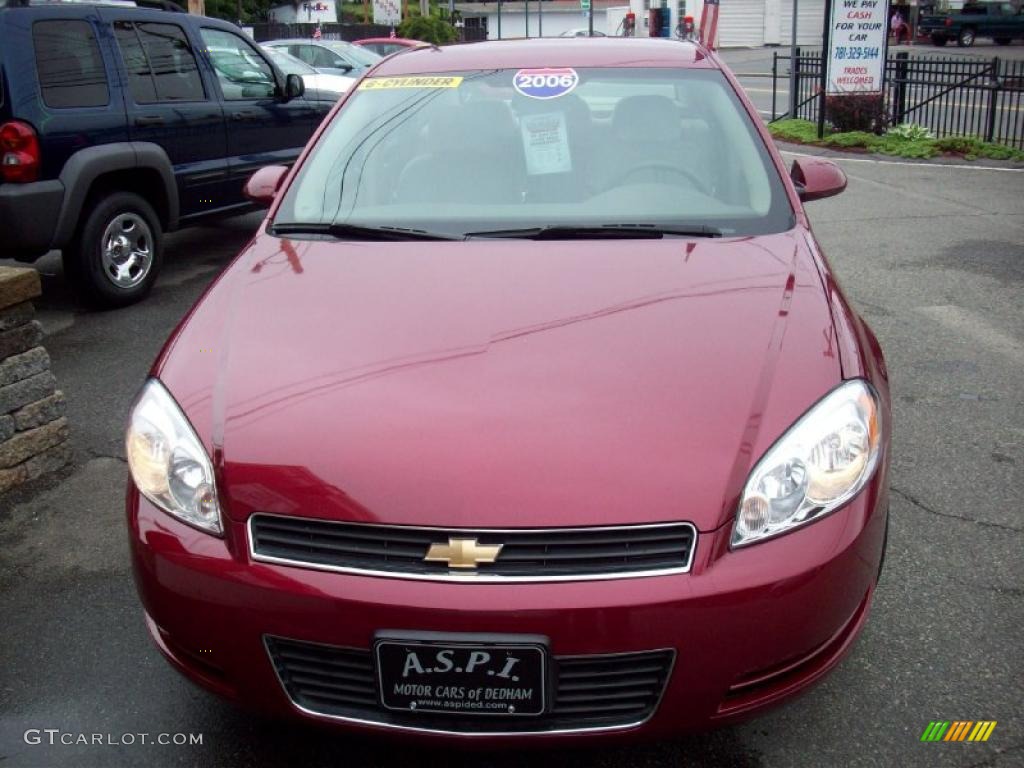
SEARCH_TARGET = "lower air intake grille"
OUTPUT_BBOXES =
[266,636,674,733]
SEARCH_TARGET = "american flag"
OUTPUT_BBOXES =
[699,0,719,50]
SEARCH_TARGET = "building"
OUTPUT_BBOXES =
[713,0,827,46]
[455,0,616,39]
[268,0,338,24]
[455,0,830,46]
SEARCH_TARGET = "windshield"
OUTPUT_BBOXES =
[274,68,794,238]
[326,41,382,67]
[264,47,317,76]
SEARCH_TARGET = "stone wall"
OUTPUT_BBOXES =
[0,268,70,494]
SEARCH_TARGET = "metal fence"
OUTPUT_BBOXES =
[771,50,1024,149]
[250,22,392,42]
[249,20,487,43]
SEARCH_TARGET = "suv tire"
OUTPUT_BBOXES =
[957,27,976,47]
[63,192,163,308]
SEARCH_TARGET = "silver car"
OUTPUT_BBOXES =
[263,39,382,78]
[262,47,355,99]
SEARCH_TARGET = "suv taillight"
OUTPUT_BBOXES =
[1,121,41,183]
[945,17,953,26]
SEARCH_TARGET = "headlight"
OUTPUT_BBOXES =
[126,379,222,535]
[732,379,882,548]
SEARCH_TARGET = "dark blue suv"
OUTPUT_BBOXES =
[0,0,338,306]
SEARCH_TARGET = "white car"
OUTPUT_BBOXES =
[262,47,355,99]
[559,28,607,37]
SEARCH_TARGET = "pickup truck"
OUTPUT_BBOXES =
[919,1,1024,47]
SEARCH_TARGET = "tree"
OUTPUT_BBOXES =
[398,14,457,44]
[203,0,274,23]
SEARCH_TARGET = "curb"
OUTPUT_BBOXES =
[771,139,1024,171]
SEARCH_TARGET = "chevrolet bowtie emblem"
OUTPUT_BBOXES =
[424,538,503,569]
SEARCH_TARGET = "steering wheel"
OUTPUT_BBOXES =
[609,163,711,196]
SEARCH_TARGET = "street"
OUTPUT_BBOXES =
[1,145,1021,767]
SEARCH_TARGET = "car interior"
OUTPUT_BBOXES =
[284,70,782,233]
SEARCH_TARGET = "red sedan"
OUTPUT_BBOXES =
[126,38,890,743]
[353,37,429,57]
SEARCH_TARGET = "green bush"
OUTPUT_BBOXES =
[398,15,457,44]
[825,131,876,148]
[887,123,934,141]
[934,136,1022,161]
[767,119,821,144]
[767,119,1024,162]
[825,93,888,134]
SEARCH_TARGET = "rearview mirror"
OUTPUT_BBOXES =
[284,73,305,100]
[790,157,847,202]
[243,165,289,207]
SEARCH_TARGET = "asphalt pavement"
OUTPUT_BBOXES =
[1,153,1022,767]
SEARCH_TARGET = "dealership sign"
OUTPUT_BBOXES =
[373,0,401,26]
[825,0,889,93]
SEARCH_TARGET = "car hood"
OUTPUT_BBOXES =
[158,232,842,532]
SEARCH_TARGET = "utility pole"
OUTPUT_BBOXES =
[539,0,543,36]
[817,0,832,138]
[497,0,502,38]
[788,0,798,118]
[587,1,593,36]
[525,0,529,37]
[420,0,428,17]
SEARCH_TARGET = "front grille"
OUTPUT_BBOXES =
[249,513,696,581]
[266,636,674,733]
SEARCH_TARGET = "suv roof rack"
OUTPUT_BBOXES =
[1,0,187,10]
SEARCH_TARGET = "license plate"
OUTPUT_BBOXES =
[375,636,547,716]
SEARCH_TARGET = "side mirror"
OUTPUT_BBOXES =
[338,63,354,73]
[790,157,847,202]
[284,73,305,100]
[243,165,289,207]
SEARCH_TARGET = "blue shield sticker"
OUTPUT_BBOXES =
[513,68,580,100]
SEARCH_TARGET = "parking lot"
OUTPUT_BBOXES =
[0,142,1021,767]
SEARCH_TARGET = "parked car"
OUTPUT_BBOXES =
[262,46,355,99]
[919,1,1024,46]
[559,28,607,36]
[126,37,890,743]
[353,37,429,57]
[0,0,337,306]
[263,39,383,78]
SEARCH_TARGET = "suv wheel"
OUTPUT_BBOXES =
[64,192,163,308]
[957,27,976,47]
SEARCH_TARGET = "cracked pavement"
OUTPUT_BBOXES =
[1,156,1022,767]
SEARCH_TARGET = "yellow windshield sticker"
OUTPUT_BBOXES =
[359,76,464,90]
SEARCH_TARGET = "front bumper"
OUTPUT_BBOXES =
[0,180,63,261]
[128,479,887,744]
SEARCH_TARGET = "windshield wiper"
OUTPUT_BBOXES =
[271,222,464,241]
[465,224,723,240]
